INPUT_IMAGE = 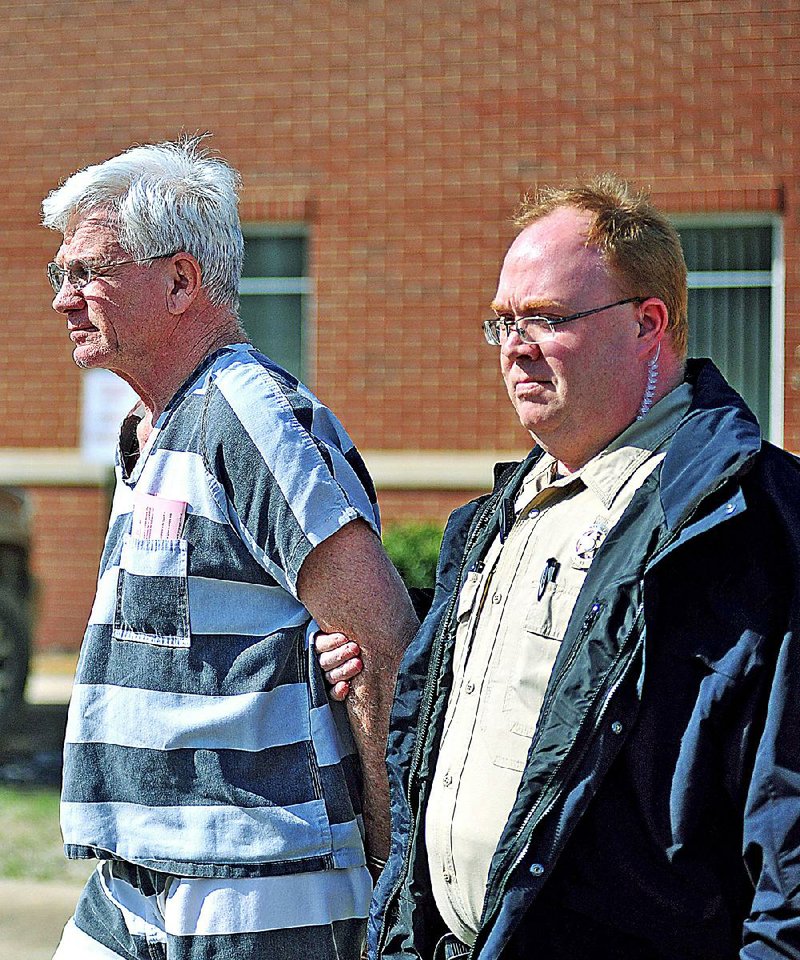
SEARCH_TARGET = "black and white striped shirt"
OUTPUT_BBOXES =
[62,343,380,879]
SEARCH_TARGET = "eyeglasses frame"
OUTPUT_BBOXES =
[46,253,177,294]
[483,296,650,346]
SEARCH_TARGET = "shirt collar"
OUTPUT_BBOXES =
[579,382,693,509]
[518,382,693,512]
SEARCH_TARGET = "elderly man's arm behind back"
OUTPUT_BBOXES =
[298,518,419,863]
[202,351,418,866]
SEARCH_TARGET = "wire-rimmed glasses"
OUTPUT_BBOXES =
[483,296,648,345]
[46,254,176,294]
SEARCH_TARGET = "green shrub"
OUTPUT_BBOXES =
[383,521,444,590]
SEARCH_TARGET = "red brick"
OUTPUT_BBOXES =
[0,0,796,650]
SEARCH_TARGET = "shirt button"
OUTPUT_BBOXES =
[443,773,452,787]
[443,872,452,884]
[531,863,545,876]
[611,721,623,735]
[530,509,540,518]
[491,592,502,603]
[465,681,475,694]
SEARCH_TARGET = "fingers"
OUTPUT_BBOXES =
[320,644,362,673]
[325,657,363,685]
[329,680,351,702]
[313,632,364,701]
[316,635,362,671]
[314,631,350,653]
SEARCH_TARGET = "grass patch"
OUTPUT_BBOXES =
[383,521,444,590]
[0,785,92,884]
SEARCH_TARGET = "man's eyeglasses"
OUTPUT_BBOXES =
[483,296,648,346]
[46,254,175,294]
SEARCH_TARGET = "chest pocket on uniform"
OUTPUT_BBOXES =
[523,570,585,642]
[440,570,489,743]
[451,570,485,676]
[113,534,191,647]
[480,563,589,772]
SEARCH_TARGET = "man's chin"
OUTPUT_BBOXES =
[72,346,110,370]
[515,394,553,420]
[515,402,564,443]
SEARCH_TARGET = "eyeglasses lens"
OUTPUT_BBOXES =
[47,262,93,293]
[47,264,64,292]
[518,319,555,343]
[483,318,555,345]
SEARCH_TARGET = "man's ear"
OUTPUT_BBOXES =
[165,254,202,315]
[636,297,669,359]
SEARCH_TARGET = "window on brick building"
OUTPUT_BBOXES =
[674,217,784,444]
[239,227,309,380]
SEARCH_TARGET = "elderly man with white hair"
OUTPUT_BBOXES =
[43,138,418,960]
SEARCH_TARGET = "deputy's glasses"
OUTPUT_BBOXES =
[46,254,175,294]
[483,297,648,345]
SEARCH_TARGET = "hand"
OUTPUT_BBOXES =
[314,631,364,701]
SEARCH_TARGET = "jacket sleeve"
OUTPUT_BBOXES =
[741,604,800,958]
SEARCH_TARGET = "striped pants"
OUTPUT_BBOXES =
[53,859,371,959]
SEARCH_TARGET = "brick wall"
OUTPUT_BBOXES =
[27,487,109,651]
[0,0,796,649]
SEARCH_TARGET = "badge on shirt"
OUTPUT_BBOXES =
[572,521,608,570]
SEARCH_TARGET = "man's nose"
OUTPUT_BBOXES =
[501,327,542,359]
[52,277,83,313]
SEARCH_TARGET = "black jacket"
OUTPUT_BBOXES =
[371,360,800,960]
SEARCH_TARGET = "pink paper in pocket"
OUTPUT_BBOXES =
[131,493,188,540]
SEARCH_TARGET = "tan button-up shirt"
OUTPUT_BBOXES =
[426,384,693,945]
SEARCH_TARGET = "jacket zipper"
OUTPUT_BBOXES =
[527,600,605,758]
[377,484,508,955]
[544,628,641,858]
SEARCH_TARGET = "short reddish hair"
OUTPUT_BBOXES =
[514,174,688,355]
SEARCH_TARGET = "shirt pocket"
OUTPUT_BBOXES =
[113,534,190,647]
[441,570,488,742]
[450,570,485,677]
[523,569,585,641]
[480,569,587,772]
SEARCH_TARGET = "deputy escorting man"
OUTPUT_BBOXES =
[43,138,418,960]
[319,175,800,959]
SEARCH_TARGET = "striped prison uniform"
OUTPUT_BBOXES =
[56,343,380,958]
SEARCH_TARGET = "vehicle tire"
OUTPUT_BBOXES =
[0,590,30,737]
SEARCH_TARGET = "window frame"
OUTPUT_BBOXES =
[239,223,312,383]
[671,212,785,446]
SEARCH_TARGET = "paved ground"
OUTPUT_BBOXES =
[0,879,84,960]
[0,655,82,960]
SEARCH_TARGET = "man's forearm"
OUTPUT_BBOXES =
[345,642,407,862]
[297,518,419,862]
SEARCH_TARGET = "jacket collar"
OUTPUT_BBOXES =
[492,358,762,538]
[659,358,762,531]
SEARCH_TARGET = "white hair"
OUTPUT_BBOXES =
[42,137,244,310]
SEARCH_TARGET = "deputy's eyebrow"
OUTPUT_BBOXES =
[489,298,567,315]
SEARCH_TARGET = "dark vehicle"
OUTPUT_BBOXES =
[0,488,32,736]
